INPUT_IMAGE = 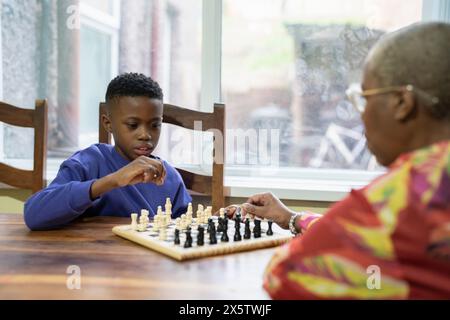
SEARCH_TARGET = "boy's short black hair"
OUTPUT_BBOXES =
[105,73,163,102]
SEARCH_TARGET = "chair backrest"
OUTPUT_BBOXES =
[0,100,48,194]
[99,102,225,212]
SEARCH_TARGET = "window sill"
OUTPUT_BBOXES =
[224,175,370,202]
[1,158,382,202]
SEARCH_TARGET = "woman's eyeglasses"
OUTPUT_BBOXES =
[345,83,439,113]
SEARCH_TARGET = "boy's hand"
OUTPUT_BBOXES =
[90,156,166,200]
[112,156,166,187]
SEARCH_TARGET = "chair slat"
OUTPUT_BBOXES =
[0,100,48,193]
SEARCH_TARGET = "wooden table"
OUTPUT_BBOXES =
[0,213,278,299]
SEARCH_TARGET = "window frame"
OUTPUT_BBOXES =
[79,0,120,84]
[202,0,450,201]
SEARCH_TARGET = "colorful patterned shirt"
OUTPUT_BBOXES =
[264,140,450,299]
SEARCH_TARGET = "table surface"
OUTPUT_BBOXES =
[0,213,280,299]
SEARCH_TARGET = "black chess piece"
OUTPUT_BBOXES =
[210,220,216,233]
[233,218,242,241]
[207,218,213,233]
[184,228,193,248]
[266,220,274,236]
[217,217,224,233]
[221,228,229,242]
[223,218,228,232]
[209,229,217,245]
[244,218,251,239]
[197,226,204,246]
[174,228,180,245]
[253,219,261,238]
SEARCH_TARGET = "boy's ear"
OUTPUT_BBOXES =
[101,113,112,133]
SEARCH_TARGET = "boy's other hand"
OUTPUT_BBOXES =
[113,156,166,187]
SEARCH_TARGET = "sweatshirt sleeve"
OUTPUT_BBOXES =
[24,159,97,230]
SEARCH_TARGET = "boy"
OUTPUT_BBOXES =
[24,73,192,230]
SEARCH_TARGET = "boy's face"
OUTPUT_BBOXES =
[104,96,163,161]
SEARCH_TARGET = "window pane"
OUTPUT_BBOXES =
[81,0,114,15]
[80,25,112,148]
[119,0,202,163]
[223,0,423,172]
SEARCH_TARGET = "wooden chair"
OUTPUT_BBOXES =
[99,102,225,212]
[0,100,48,194]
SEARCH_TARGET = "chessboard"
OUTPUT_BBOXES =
[112,200,292,261]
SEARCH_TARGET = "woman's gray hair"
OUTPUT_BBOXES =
[366,22,450,120]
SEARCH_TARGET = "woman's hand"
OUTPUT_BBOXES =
[241,192,295,229]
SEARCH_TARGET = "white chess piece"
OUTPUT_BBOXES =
[175,217,181,230]
[196,210,203,225]
[153,215,160,231]
[180,214,187,229]
[141,209,149,225]
[159,228,167,241]
[137,218,147,232]
[204,206,212,222]
[131,213,138,231]
[165,198,172,213]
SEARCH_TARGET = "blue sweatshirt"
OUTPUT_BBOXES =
[24,143,192,230]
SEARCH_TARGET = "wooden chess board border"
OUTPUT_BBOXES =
[112,225,292,261]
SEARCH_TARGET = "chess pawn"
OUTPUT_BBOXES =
[180,214,187,229]
[233,228,242,241]
[253,218,262,238]
[138,221,147,232]
[141,209,150,225]
[165,207,172,221]
[202,211,208,225]
[165,197,172,214]
[221,227,229,242]
[159,228,167,241]
[244,218,251,239]
[139,214,146,227]
[153,215,160,232]
[196,209,203,224]
[174,229,180,245]
[186,202,193,216]
[175,217,181,230]
[166,214,172,226]
[209,229,217,245]
[266,220,274,236]
[205,207,212,220]
[219,208,225,219]
[161,212,167,229]
[130,213,138,231]
[184,228,193,248]
[217,217,224,233]
[197,226,205,246]
[186,209,192,223]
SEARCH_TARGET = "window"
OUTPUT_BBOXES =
[222,0,423,176]
[79,0,120,148]
[0,0,449,200]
